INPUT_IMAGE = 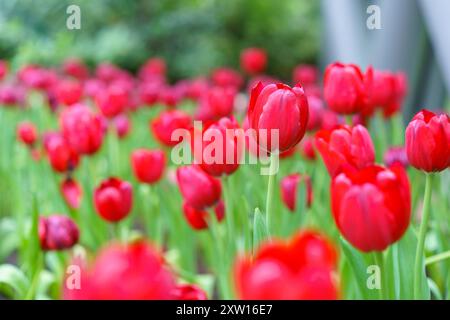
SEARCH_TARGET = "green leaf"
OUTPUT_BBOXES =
[0,218,19,262]
[252,208,268,254]
[0,264,30,299]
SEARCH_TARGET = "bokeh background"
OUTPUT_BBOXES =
[1,0,449,117]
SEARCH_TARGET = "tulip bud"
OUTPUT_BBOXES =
[280,173,313,212]
[114,114,131,139]
[405,110,450,172]
[62,58,89,80]
[61,178,82,210]
[292,64,318,87]
[39,215,79,251]
[131,149,166,184]
[151,110,192,147]
[196,86,235,121]
[96,84,128,118]
[211,68,243,90]
[44,132,80,173]
[240,48,267,75]
[17,121,38,147]
[182,201,224,230]
[331,164,411,252]
[172,284,208,300]
[300,137,316,161]
[56,79,83,106]
[94,177,133,222]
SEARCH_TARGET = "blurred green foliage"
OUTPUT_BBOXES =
[0,0,320,81]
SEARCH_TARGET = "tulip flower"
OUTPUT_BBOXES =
[192,117,243,176]
[315,125,375,177]
[300,137,316,161]
[405,110,450,172]
[0,84,26,106]
[280,173,313,212]
[406,109,449,298]
[95,84,129,118]
[384,146,408,168]
[55,79,83,106]
[139,81,161,106]
[306,96,324,131]
[247,82,309,153]
[94,177,133,223]
[187,77,210,101]
[292,64,318,87]
[172,284,208,300]
[235,230,339,300]
[60,104,104,155]
[211,68,243,90]
[176,165,222,210]
[139,58,166,81]
[17,121,38,147]
[64,241,176,299]
[62,58,89,80]
[44,132,80,173]
[240,48,267,75]
[331,164,411,252]
[324,62,371,115]
[131,149,166,184]
[61,178,82,210]
[321,109,343,131]
[39,215,79,251]
[151,110,192,147]
[196,86,235,121]
[113,114,131,139]
[182,201,224,230]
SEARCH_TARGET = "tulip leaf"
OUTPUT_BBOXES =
[0,264,30,299]
[0,218,19,262]
[253,208,268,254]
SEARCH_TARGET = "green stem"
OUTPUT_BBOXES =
[25,253,43,300]
[425,250,450,266]
[265,152,278,234]
[414,173,433,299]
[373,251,386,300]
[345,115,353,126]
[222,176,235,252]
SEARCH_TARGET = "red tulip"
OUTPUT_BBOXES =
[0,60,8,81]
[44,132,80,173]
[61,178,82,209]
[114,114,131,139]
[196,86,235,121]
[280,173,313,211]
[0,84,26,106]
[159,85,180,108]
[247,82,309,153]
[405,110,450,172]
[300,137,316,161]
[240,48,267,75]
[382,72,407,118]
[56,79,83,106]
[321,109,343,131]
[192,117,243,176]
[151,110,192,147]
[17,121,38,147]
[60,104,104,155]
[139,58,166,81]
[306,96,324,131]
[211,68,243,90]
[172,284,208,300]
[131,149,166,184]
[95,84,128,118]
[315,125,375,177]
[39,215,79,251]
[324,62,371,115]
[62,58,89,80]
[95,63,123,83]
[235,230,339,300]
[182,200,224,230]
[94,177,133,223]
[64,241,176,299]
[384,146,409,168]
[176,165,222,209]
[292,64,318,87]
[187,77,210,101]
[139,81,161,106]
[331,164,411,252]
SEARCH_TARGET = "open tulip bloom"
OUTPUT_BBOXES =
[1,55,450,303]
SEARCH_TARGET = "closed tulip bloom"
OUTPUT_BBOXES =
[159,85,180,108]
[196,86,235,121]
[324,62,370,115]
[321,109,343,131]
[280,173,313,212]
[139,58,166,81]
[247,82,309,153]
[60,104,104,155]
[39,215,79,251]
[44,132,80,173]
[95,84,128,118]
[292,64,318,87]
[139,81,162,106]
[235,230,339,300]
[94,177,133,223]
[61,178,82,209]
[151,110,192,147]
[315,125,375,177]
[17,121,38,147]
[187,77,210,101]
[405,110,450,172]
[300,137,316,161]
[306,96,324,131]
[64,241,176,300]
[172,284,208,300]
[182,200,224,230]
[192,117,243,176]
[384,146,409,168]
[211,68,243,90]
[0,84,26,106]
[56,79,83,106]
[176,165,222,209]
[331,164,411,252]
[131,149,166,184]
[114,114,131,139]
[241,48,267,75]
[62,58,89,80]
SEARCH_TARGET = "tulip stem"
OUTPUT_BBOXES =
[414,173,433,299]
[265,152,278,235]
[373,251,386,300]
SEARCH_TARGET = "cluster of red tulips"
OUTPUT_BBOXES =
[0,46,449,300]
